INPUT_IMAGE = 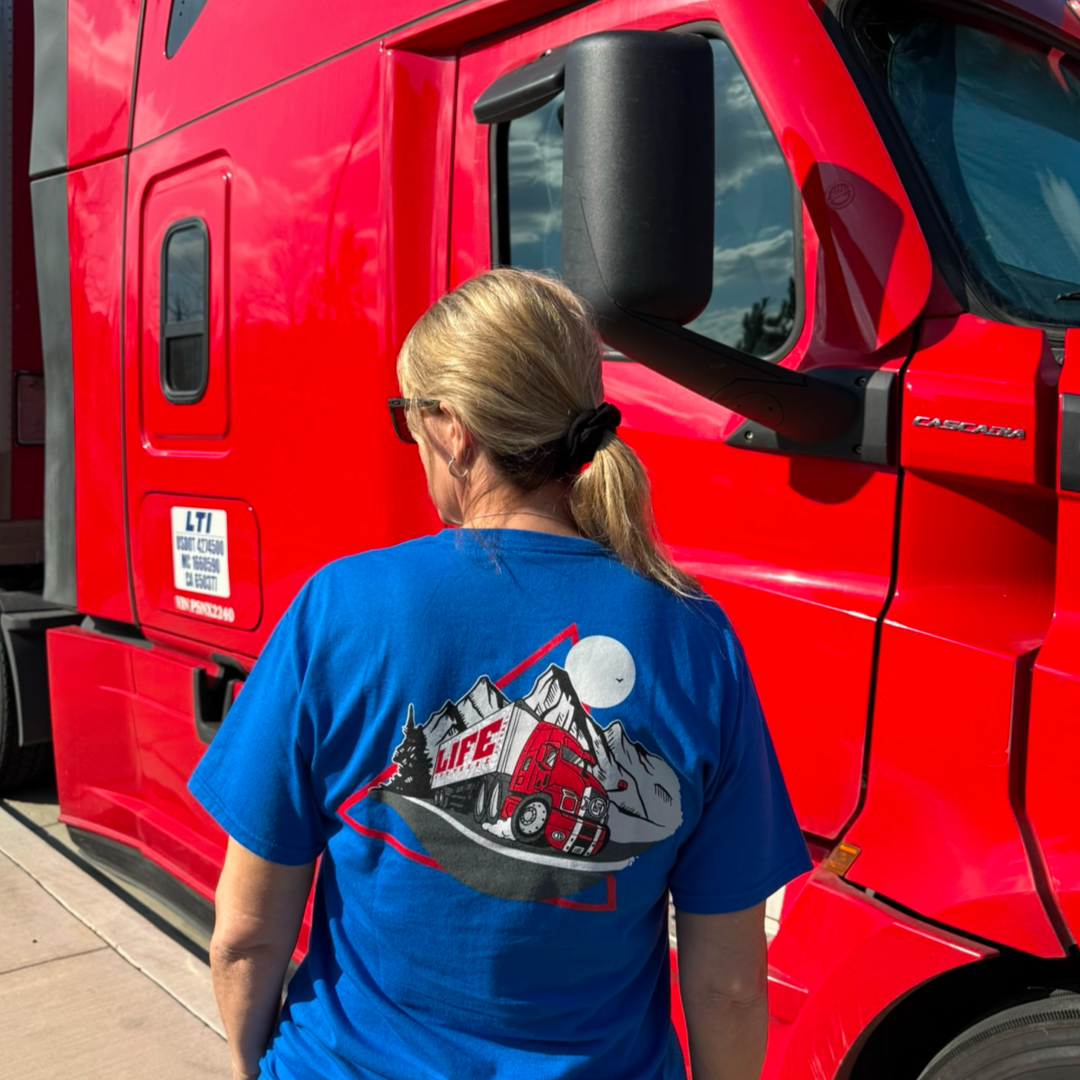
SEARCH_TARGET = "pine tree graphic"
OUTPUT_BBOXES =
[385,705,433,797]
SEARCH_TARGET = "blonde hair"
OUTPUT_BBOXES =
[396,268,700,597]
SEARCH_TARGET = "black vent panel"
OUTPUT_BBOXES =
[166,0,211,59]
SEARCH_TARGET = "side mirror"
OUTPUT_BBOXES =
[617,780,628,792]
[562,31,715,325]
[562,31,858,444]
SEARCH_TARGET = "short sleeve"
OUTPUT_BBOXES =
[188,603,326,865]
[668,635,811,913]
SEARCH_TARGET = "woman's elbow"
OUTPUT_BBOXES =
[685,969,768,1012]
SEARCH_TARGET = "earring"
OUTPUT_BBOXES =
[448,456,470,480]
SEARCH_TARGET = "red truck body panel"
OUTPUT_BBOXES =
[28,0,1080,1076]
[68,156,133,621]
[760,872,996,1080]
[66,0,141,169]
[844,315,1068,958]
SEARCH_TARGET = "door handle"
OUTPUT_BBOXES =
[193,659,245,744]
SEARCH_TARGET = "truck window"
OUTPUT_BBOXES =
[160,218,209,403]
[498,36,799,360]
[853,4,1080,327]
[560,745,585,769]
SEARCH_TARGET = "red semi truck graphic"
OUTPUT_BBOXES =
[429,704,612,857]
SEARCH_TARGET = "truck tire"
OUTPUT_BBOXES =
[487,776,505,823]
[474,776,504,824]
[916,993,1080,1080]
[511,794,550,844]
[474,778,490,823]
[0,641,51,791]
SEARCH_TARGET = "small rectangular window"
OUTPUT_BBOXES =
[160,218,209,404]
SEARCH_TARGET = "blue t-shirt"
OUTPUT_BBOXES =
[189,529,809,1080]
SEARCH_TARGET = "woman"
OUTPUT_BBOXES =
[190,269,810,1080]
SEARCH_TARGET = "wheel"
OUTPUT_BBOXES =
[474,776,502,824]
[510,794,550,843]
[473,779,489,823]
[487,776,504,822]
[0,641,52,792]
[433,787,448,809]
[917,993,1080,1079]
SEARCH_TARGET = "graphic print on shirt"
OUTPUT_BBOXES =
[337,629,683,904]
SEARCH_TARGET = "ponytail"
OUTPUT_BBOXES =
[569,434,701,597]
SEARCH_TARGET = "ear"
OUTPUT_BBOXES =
[442,404,475,466]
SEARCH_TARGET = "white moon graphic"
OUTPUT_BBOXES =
[564,636,636,708]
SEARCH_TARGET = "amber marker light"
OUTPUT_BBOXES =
[822,842,861,878]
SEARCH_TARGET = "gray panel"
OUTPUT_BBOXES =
[1061,394,1080,494]
[30,173,75,607]
[2,607,81,744]
[29,0,67,177]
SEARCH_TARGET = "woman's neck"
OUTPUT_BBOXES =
[460,481,579,537]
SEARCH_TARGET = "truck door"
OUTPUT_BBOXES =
[836,4,1074,958]
[451,1,931,843]
[83,25,448,899]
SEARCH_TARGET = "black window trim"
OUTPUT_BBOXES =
[828,0,1080,342]
[159,216,210,405]
[483,19,806,366]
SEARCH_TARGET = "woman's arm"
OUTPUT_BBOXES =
[210,837,316,1080]
[675,902,769,1080]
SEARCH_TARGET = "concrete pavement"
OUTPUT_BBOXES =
[0,801,229,1079]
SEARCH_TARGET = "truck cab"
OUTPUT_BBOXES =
[504,723,609,856]
[15,0,1080,1076]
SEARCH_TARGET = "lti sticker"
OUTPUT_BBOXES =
[171,507,231,598]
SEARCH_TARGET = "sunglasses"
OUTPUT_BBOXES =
[387,398,439,444]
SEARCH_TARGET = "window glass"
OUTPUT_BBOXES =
[165,224,206,324]
[506,95,565,275]
[161,220,208,402]
[503,37,799,359]
[560,745,586,768]
[881,17,1080,325]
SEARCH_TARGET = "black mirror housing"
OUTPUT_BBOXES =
[562,30,859,444]
[562,31,715,325]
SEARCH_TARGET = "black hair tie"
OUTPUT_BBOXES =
[558,402,622,474]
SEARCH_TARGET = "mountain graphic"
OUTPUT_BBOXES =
[522,665,596,751]
[587,720,682,843]
[422,676,509,748]
[522,664,682,844]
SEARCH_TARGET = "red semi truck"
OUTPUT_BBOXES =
[431,701,612,855]
[3,0,1080,1076]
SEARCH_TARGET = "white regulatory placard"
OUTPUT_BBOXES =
[171,506,231,598]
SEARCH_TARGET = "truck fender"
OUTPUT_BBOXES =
[763,871,994,1080]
